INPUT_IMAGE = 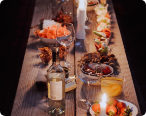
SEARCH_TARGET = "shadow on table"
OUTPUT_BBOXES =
[21,82,73,115]
[21,83,48,113]
[78,82,102,110]
[26,41,41,51]
[75,39,87,53]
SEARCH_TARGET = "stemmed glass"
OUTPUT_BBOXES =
[77,61,102,110]
[56,22,75,68]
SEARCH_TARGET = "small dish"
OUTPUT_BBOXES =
[37,44,52,64]
[87,0,98,12]
[39,36,58,45]
[89,100,138,116]
[87,5,97,12]
[87,0,98,6]
[39,29,71,45]
[81,63,113,77]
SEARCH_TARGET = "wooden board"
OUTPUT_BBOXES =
[74,0,141,116]
[11,0,75,116]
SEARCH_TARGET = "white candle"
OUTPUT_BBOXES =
[76,0,86,39]
[99,93,107,116]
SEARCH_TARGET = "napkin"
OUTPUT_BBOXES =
[76,0,87,39]
[43,20,59,29]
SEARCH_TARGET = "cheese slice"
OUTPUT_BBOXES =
[65,82,77,92]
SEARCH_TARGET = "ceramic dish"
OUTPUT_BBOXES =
[39,30,71,45]
[39,36,58,45]
[87,5,97,12]
[81,63,113,77]
[89,100,138,116]
[87,0,98,6]
[87,0,98,12]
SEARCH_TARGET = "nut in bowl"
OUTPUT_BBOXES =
[37,45,52,64]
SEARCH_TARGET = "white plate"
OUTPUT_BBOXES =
[90,100,138,116]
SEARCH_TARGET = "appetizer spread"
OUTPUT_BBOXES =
[88,0,98,5]
[91,98,133,116]
[38,25,70,39]
[93,3,111,46]
[94,38,108,55]
[52,11,72,23]
[82,63,113,76]
[39,47,52,63]
[38,45,69,63]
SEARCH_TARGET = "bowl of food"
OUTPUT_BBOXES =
[81,63,113,77]
[37,45,52,64]
[87,0,98,12]
[90,98,137,116]
[38,24,71,45]
[87,5,97,12]
[38,25,58,45]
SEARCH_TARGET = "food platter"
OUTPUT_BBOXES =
[39,33,58,45]
[87,1,98,12]
[87,0,98,6]
[89,100,138,116]
[81,63,113,77]
[87,5,97,12]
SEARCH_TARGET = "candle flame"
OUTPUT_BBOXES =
[102,93,106,103]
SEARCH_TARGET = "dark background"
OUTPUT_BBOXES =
[0,0,146,115]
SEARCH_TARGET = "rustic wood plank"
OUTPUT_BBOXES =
[75,0,141,116]
[11,0,141,115]
[11,0,75,116]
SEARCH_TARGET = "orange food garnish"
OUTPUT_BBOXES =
[92,101,100,115]
[38,25,70,39]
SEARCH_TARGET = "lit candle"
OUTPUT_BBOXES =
[100,93,107,116]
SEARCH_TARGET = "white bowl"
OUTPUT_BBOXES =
[39,30,71,45]
[81,63,113,78]
[90,100,138,116]
[87,5,96,12]
[39,36,58,45]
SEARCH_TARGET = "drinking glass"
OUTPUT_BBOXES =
[77,61,102,109]
[56,22,75,68]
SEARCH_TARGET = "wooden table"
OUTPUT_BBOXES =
[11,0,141,116]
